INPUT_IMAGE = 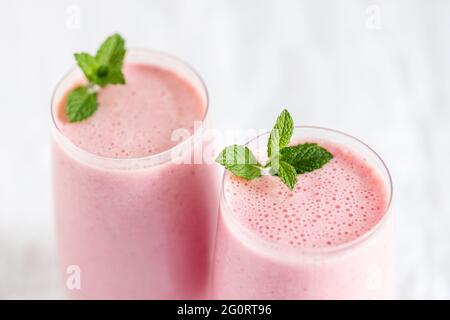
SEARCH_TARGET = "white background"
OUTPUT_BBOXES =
[0,0,449,299]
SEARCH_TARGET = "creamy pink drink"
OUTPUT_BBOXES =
[212,127,393,299]
[51,50,218,299]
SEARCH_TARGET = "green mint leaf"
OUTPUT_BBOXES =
[216,145,261,166]
[267,109,294,157]
[93,33,126,87]
[216,145,262,180]
[268,127,281,160]
[280,143,333,174]
[66,86,98,123]
[269,154,280,174]
[95,33,126,68]
[224,164,262,180]
[277,161,297,190]
[74,53,97,83]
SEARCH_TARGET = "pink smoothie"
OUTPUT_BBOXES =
[212,134,394,299]
[52,51,218,299]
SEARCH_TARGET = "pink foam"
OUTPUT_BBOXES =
[224,141,389,249]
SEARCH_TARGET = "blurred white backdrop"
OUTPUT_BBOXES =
[0,0,449,299]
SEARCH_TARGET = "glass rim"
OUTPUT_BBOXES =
[219,125,393,259]
[50,48,210,169]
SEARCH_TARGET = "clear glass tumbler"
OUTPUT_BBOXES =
[212,127,394,299]
[51,49,219,299]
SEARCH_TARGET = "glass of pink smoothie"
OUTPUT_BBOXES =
[51,49,219,299]
[212,127,393,299]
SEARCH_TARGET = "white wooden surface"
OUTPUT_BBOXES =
[0,0,449,299]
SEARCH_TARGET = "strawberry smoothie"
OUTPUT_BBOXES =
[51,49,218,299]
[212,127,393,299]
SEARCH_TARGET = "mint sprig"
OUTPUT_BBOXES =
[66,33,126,123]
[215,109,333,190]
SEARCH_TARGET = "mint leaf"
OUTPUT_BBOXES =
[74,53,97,83]
[93,33,126,87]
[267,109,293,157]
[216,145,261,166]
[66,86,98,123]
[269,153,280,174]
[281,143,333,174]
[268,127,281,160]
[277,161,297,190]
[216,145,262,180]
[224,164,262,180]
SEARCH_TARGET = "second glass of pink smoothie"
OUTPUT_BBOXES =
[51,49,218,299]
[212,127,394,299]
